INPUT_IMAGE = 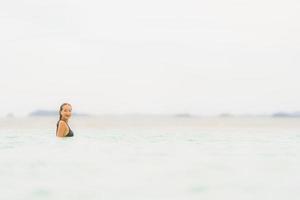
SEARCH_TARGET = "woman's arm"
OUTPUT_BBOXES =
[56,121,68,137]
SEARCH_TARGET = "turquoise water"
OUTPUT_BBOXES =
[0,117,300,200]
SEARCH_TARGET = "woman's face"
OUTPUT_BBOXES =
[61,104,72,120]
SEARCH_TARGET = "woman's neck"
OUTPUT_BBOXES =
[61,118,69,123]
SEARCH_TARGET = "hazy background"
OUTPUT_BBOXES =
[1,0,299,117]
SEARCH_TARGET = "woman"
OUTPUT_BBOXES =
[56,103,74,137]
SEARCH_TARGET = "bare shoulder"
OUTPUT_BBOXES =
[58,120,67,127]
[57,120,68,137]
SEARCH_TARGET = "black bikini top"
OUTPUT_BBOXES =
[56,120,74,137]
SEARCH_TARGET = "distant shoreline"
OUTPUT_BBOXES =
[28,110,90,117]
[2,110,300,118]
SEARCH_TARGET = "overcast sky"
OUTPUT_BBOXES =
[0,0,299,117]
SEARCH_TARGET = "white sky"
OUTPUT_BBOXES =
[0,0,300,116]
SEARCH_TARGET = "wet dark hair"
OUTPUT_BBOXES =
[56,103,72,134]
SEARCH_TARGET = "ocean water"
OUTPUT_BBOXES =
[0,116,300,200]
